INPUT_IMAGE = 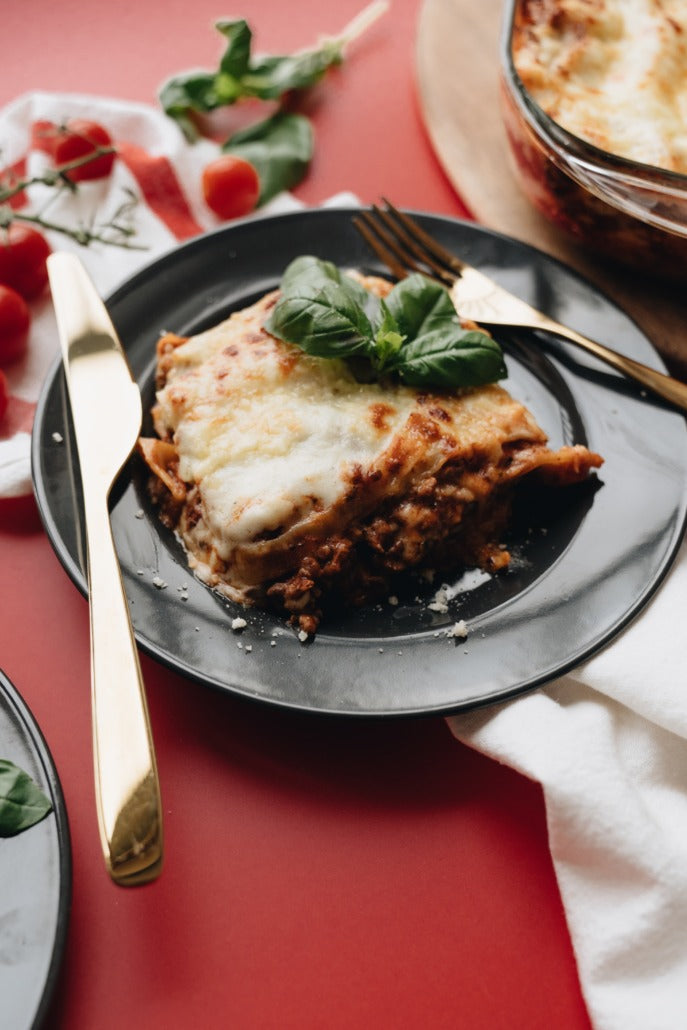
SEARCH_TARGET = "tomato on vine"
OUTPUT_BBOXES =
[0,285,30,365]
[32,118,115,181]
[201,155,260,220]
[0,224,51,300]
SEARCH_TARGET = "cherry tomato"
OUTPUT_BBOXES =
[201,155,260,220]
[0,369,8,424]
[0,224,52,301]
[32,118,115,182]
[31,119,60,156]
[0,285,30,365]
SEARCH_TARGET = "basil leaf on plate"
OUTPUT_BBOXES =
[278,254,373,311]
[223,112,313,204]
[386,328,507,388]
[0,758,53,837]
[266,255,506,389]
[380,273,507,385]
[266,279,377,359]
[383,273,458,338]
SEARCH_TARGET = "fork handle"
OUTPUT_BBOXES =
[529,314,687,413]
[84,491,163,885]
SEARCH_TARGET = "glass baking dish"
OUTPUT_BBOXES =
[499,0,687,278]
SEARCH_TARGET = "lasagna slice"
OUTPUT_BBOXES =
[139,274,602,634]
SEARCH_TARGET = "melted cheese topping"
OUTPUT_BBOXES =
[150,284,551,595]
[512,0,687,173]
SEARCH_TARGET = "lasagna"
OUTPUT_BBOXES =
[139,274,602,635]
[511,0,687,174]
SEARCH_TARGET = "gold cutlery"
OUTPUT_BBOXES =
[47,252,163,886]
[354,201,687,412]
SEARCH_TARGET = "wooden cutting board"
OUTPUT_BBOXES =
[415,0,687,378]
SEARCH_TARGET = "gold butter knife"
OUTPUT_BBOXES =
[47,252,163,886]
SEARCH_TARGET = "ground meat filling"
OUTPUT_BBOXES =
[262,454,517,633]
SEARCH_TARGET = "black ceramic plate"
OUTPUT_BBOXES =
[0,669,71,1029]
[32,208,687,716]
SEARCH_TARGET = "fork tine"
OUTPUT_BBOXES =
[354,206,454,285]
[380,199,467,278]
[372,203,455,285]
[352,211,412,281]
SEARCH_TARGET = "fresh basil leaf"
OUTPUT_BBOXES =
[382,273,506,385]
[216,19,252,79]
[240,42,343,99]
[158,71,226,140]
[278,254,374,313]
[223,112,313,204]
[387,328,507,388]
[0,759,52,837]
[266,279,376,358]
[280,255,344,293]
[266,257,505,388]
[384,274,458,339]
[159,19,344,143]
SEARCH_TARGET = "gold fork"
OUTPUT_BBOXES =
[353,201,687,412]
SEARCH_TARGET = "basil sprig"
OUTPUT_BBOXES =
[265,256,507,389]
[159,19,344,143]
[0,759,52,837]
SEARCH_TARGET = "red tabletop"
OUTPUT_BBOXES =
[2,1,591,1026]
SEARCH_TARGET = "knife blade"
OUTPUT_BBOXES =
[47,252,163,886]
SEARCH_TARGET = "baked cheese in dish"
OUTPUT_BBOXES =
[512,0,687,174]
[139,274,602,635]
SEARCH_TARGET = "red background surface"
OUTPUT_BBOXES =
[1,1,591,1026]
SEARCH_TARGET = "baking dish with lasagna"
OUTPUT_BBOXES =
[501,0,687,276]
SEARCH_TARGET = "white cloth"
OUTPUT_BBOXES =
[4,90,687,1030]
[449,539,687,1030]
[0,90,355,496]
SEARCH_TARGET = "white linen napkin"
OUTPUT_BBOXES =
[449,543,687,1030]
[3,90,687,1030]
[0,90,355,497]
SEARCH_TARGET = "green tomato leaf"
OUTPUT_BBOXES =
[388,327,507,388]
[223,112,314,204]
[0,759,52,837]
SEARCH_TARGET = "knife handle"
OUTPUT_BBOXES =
[84,491,163,885]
